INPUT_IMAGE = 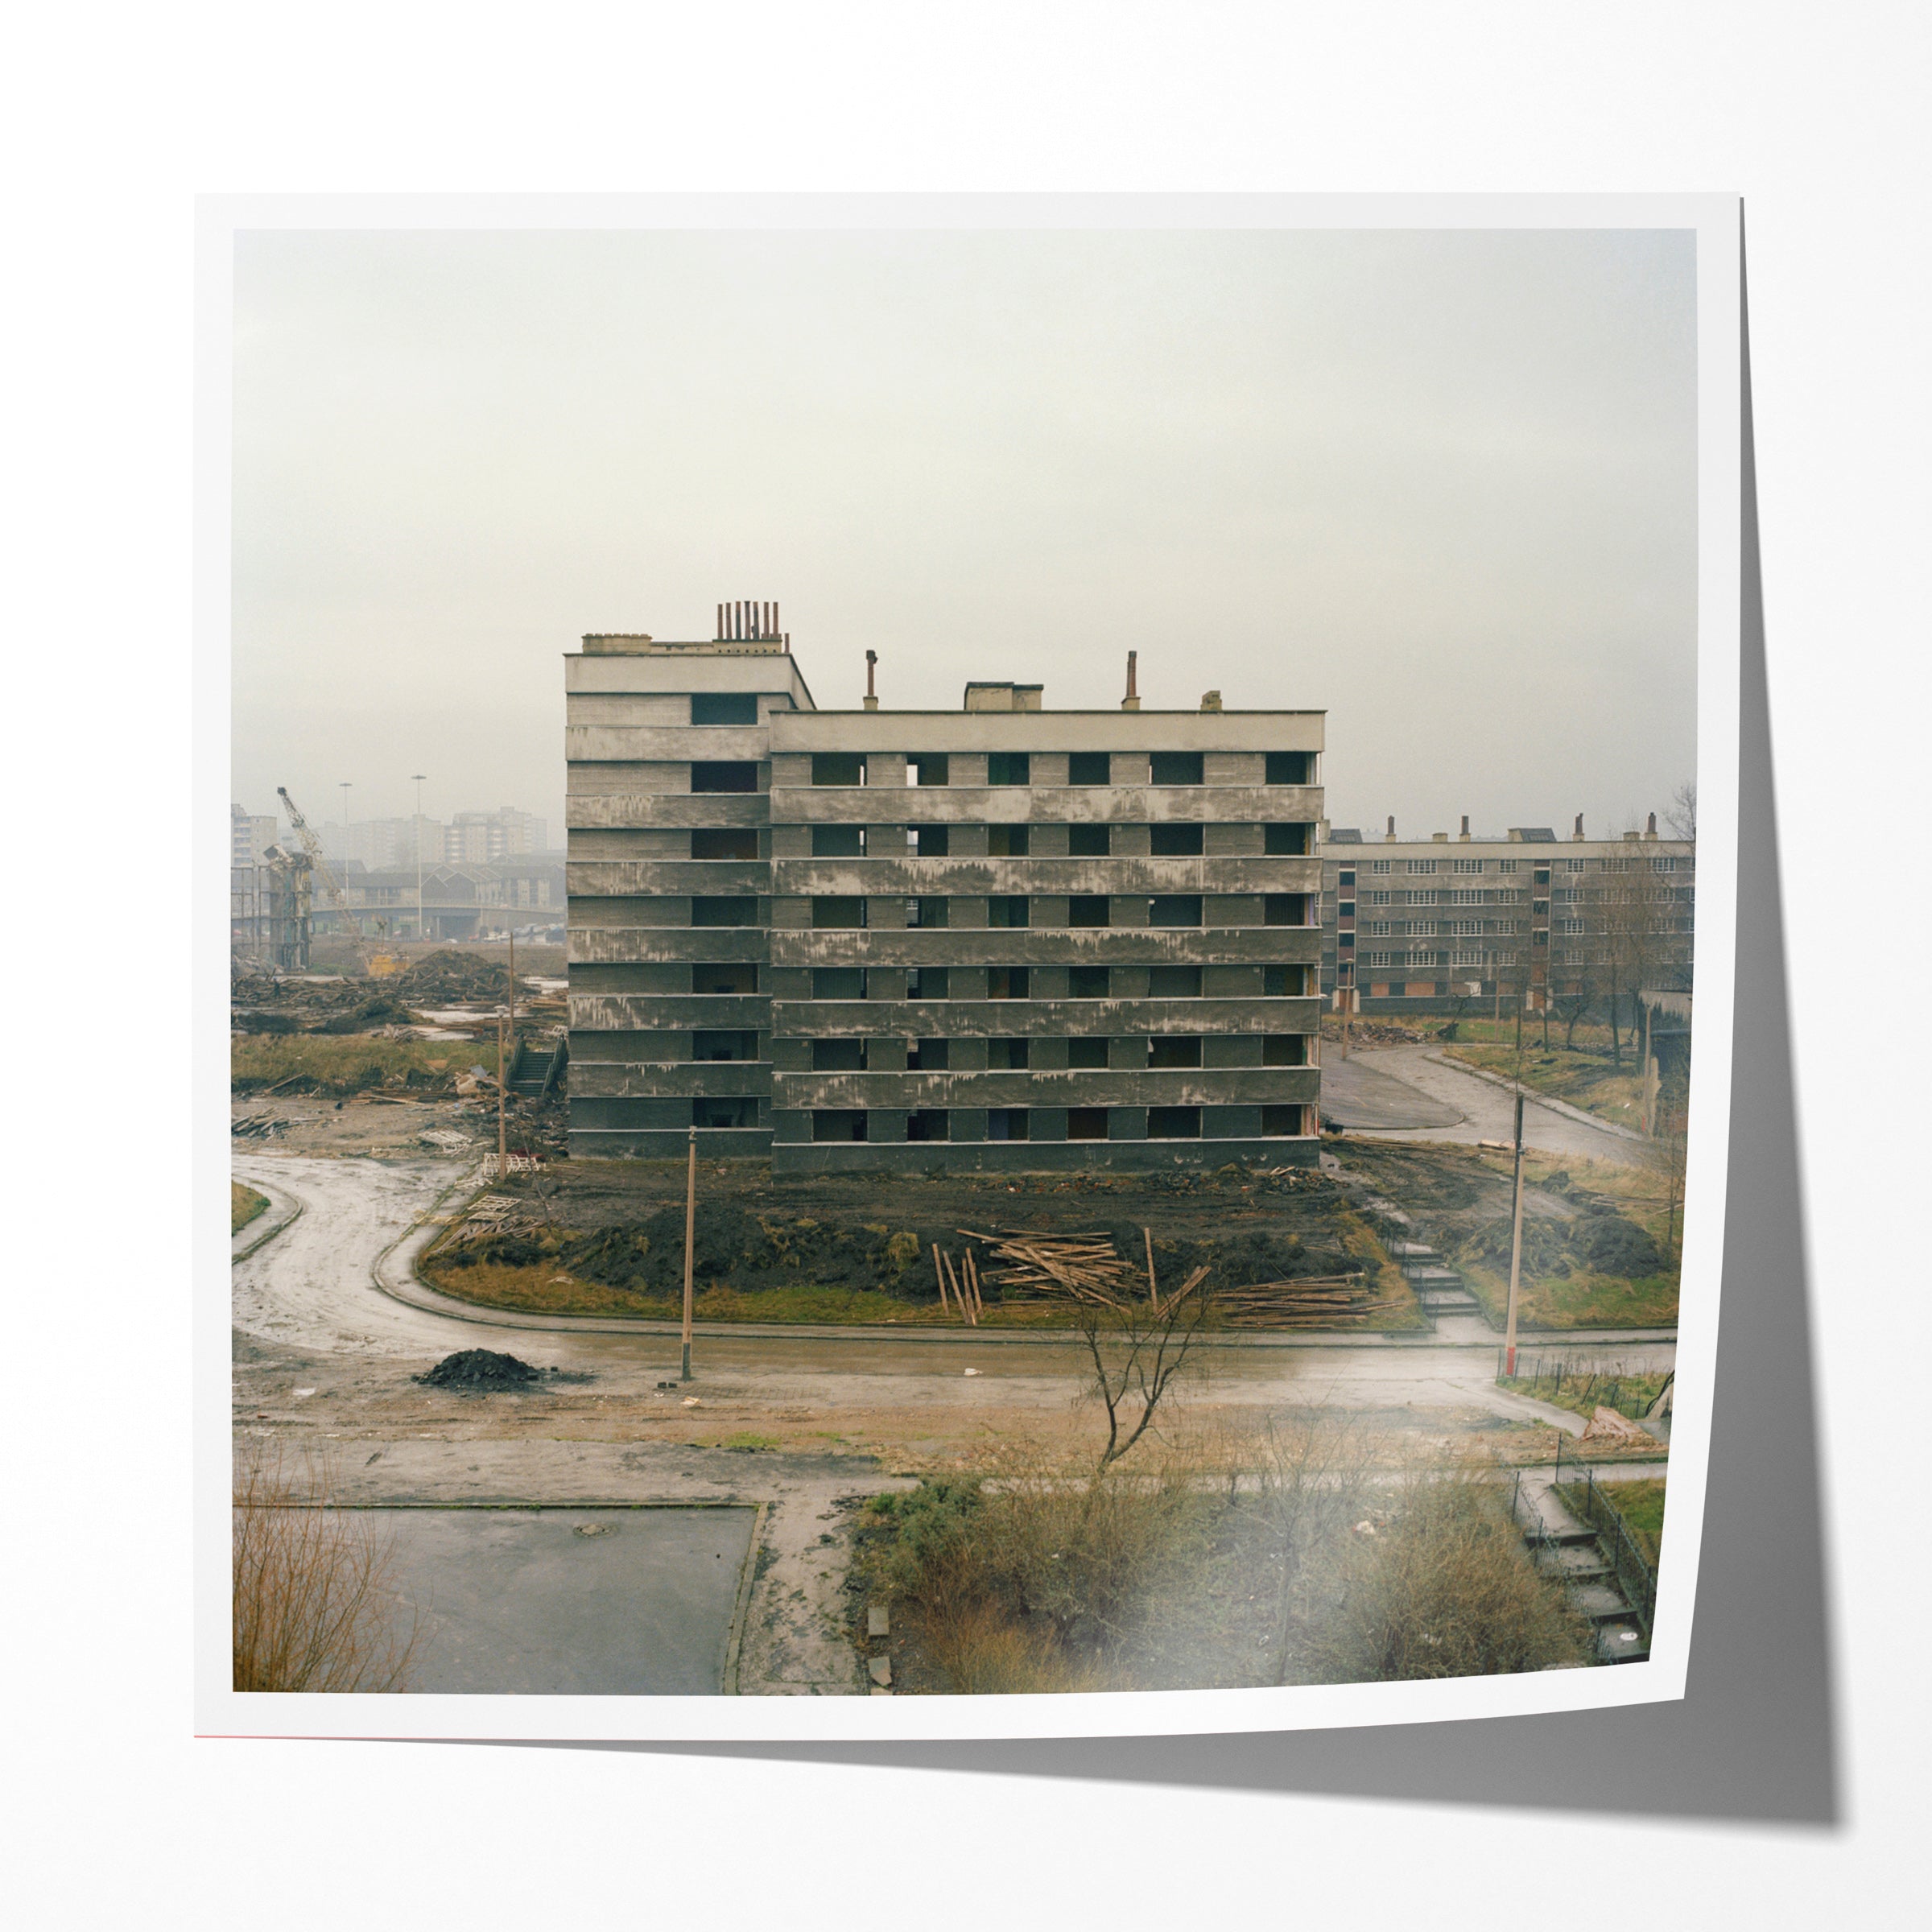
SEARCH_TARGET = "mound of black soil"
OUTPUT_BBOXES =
[1455,1207,1662,1282]
[312,994,418,1034]
[414,1348,547,1390]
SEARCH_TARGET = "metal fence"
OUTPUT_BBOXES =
[1555,1463,1659,1636]
[1496,1349,1662,1421]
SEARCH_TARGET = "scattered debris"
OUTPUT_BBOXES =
[1579,1405,1655,1447]
[229,1113,286,1140]
[682,1396,704,1408]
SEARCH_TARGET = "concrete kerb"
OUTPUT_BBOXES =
[369,1166,1674,1353]
[1424,1052,1647,1144]
[231,1174,303,1265]
[722,1501,770,1697]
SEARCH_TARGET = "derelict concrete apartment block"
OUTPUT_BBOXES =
[564,617,815,1158]
[565,620,1326,1171]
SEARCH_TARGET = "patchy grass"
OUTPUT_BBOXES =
[1440,1038,1648,1133]
[232,1034,473,1096]
[1500,1368,1671,1422]
[231,1181,270,1235]
[720,1431,778,1452]
[1459,1258,1678,1330]
[852,1440,1591,1695]
[1564,1476,1667,1564]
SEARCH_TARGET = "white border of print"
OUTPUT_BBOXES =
[196,191,1740,1744]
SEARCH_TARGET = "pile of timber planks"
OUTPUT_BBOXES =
[959,1228,1145,1307]
[1212,1274,1406,1327]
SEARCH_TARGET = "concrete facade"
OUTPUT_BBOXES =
[565,625,1325,1170]
[1319,818,1695,1017]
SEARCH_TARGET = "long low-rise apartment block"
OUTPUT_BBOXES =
[565,610,1326,1170]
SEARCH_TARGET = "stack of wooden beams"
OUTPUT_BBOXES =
[1212,1274,1404,1327]
[959,1228,1150,1307]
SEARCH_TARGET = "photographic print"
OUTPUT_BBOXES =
[205,196,1739,1739]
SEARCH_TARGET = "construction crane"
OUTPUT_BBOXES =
[277,786,378,975]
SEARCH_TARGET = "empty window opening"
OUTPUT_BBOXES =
[1150,752,1204,786]
[811,1038,867,1072]
[908,1038,950,1071]
[1148,1106,1201,1139]
[1265,752,1314,786]
[987,824,1030,857]
[1265,894,1312,927]
[1261,1034,1308,1067]
[1149,894,1203,927]
[691,827,758,861]
[811,968,867,999]
[987,895,1030,928]
[691,692,758,726]
[1264,822,1313,856]
[693,963,757,995]
[691,895,758,927]
[1066,1107,1108,1141]
[811,753,867,786]
[1067,752,1110,786]
[1147,1036,1202,1069]
[906,1108,950,1142]
[1067,823,1111,857]
[1261,964,1306,997]
[910,753,949,786]
[906,967,949,1000]
[811,825,866,857]
[694,1096,758,1129]
[989,1037,1030,1071]
[691,761,758,794]
[811,896,868,929]
[986,1108,1030,1141]
[1065,1036,1108,1068]
[1150,823,1204,857]
[906,896,948,929]
[1067,965,1110,998]
[1068,894,1110,927]
[987,752,1031,786]
[1261,1104,1307,1137]
[907,824,950,857]
[694,1030,757,1063]
[1148,964,1203,998]
[987,967,1030,1000]
[811,1110,869,1142]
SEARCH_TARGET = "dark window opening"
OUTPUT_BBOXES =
[812,824,866,857]
[811,1038,867,1071]
[691,827,758,860]
[691,895,758,927]
[1066,1107,1108,1141]
[908,1038,950,1071]
[906,896,948,929]
[1150,752,1203,786]
[986,1108,1030,1141]
[812,896,868,929]
[987,824,1030,856]
[906,967,949,1001]
[691,761,758,794]
[693,1096,758,1129]
[1147,1036,1202,1069]
[1149,894,1203,927]
[1066,1036,1108,1068]
[987,752,1030,786]
[1264,894,1311,927]
[910,753,949,787]
[988,895,1030,928]
[1067,965,1110,998]
[1265,822,1313,856]
[812,753,867,786]
[987,967,1030,1000]
[1067,752,1110,786]
[907,824,950,857]
[812,968,867,999]
[1262,964,1305,997]
[1150,823,1203,856]
[906,1108,950,1142]
[989,1037,1030,1071]
[1068,894,1110,927]
[811,1110,868,1142]
[694,962,757,995]
[1148,1106,1201,1139]
[1149,964,1202,998]
[691,691,758,726]
[1262,1034,1307,1067]
[1067,823,1111,857]
[1338,869,1356,887]
[694,1030,757,1063]
[1261,1104,1307,1137]
[1265,752,1314,786]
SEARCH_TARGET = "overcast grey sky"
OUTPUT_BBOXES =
[231,225,1697,841]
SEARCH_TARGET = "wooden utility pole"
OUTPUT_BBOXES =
[496,1012,508,1181]
[681,1125,697,1381]
[1504,1088,1526,1377]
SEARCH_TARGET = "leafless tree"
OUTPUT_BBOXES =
[1072,1268,1213,1470]
[1666,780,1698,844]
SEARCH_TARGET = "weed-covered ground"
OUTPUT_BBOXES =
[231,1180,270,1235]
[1439,1021,1649,1133]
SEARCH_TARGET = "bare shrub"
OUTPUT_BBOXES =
[1302,1472,1591,1682]
[233,1450,419,1692]
[921,1599,1113,1695]
[1072,1273,1212,1469]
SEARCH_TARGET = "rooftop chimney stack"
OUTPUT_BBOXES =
[1646,811,1657,840]
[1459,815,1471,840]
[1385,815,1397,842]
[1199,690,1222,712]
[863,649,878,712]
[1574,813,1585,840]
[1122,650,1140,711]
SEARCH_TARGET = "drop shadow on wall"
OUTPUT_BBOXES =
[497,218,1841,1827]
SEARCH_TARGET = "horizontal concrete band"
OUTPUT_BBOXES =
[565,861,1321,896]
[571,996,1323,1033]
[767,718,1323,754]
[564,915,1323,950]
[764,784,1323,824]
[565,1129,1321,1171]
[572,1069,1319,1106]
